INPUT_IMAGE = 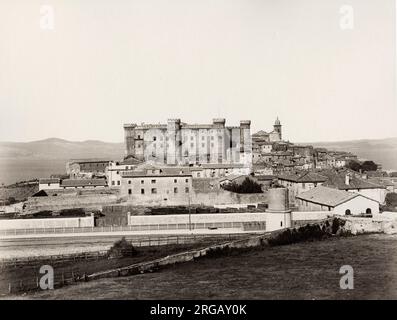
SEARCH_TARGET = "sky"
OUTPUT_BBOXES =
[0,0,396,143]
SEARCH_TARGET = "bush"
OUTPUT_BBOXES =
[385,193,397,207]
[107,237,137,259]
[223,177,263,194]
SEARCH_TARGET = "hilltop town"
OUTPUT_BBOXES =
[1,117,397,296]
[1,117,397,217]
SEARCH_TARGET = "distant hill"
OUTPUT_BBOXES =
[1,137,397,186]
[0,138,124,160]
[304,137,397,171]
[0,138,124,185]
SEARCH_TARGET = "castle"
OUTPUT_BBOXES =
[123,118,252,166]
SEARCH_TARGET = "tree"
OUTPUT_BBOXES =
[346,160,361,172]
[223,177,263,194]
[361,161,377,172]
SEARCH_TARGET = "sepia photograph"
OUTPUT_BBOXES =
[0,0,397,311]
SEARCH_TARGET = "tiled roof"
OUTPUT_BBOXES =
[122,167,192,178]
[200,163,246,169]
[120,157,143,165]
[320,170,384,190]
[39,178,60,184]
[219,174,246,182]
[252,130,269,136]
[296,186,359,207]
[69,159,111,164]
[60,179,107,187]
[278,171,327,183]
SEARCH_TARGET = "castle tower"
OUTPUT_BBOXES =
[273,117,282,140]
[166,119,182,165]
[239,120,252,167]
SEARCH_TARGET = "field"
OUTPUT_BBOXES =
[15,233,397,300]
[0,237,225,296]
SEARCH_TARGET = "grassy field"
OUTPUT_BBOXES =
[15,234,397,300]
[0,238,223,296]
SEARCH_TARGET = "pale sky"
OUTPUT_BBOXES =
[0,0,395,143]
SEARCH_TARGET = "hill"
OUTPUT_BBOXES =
[0,138,124,185]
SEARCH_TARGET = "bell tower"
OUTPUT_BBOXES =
[273,117,282,140]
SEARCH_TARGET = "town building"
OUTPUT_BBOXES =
[296,186,379,215]
[39,178,61,191]
[123,118,252,167]
[320,170,387,204]
[277,171,328,205]
[251,117,282,144]
[66,159,111,178]
[190,163,251,179]
[106,157,142,187]
[120,166,193,205]
[38,178,108,190]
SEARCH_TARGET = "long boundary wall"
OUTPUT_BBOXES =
[0,216,95,230]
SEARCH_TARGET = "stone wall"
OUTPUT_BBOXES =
[24,194,118,212]
[0,216,94,230]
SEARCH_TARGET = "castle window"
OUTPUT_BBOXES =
[128,189,132,195]
[128,180,131,184]
[174,187,178,193]
[141,189,145,194]
[185,179,189,183]
[151,179,156,184]
[174,179,177,183]
[153,136,157,141]
[185,187,189,193]
[151,188,157,194]
[141,180,144,184]
[202,143,205,148]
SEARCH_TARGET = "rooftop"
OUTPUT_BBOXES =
[60,179,107,187]
[39,178,60,184]
[320,170,385,190]
[296,186,359,207]
[277,171,328,183]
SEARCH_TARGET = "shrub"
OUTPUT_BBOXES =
[223,177,263,194]
[385,193,397,207]
[107,237,137,259]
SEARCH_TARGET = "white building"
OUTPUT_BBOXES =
[296,186,379,215]
[106,158,142,187]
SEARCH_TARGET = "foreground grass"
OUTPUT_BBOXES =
[13,234,397,300]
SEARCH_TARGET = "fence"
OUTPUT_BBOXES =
[0,233,250,295]
[0,221,250,237]
[0,233,247,268]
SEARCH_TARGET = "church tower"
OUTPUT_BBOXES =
[273,117,282,140]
